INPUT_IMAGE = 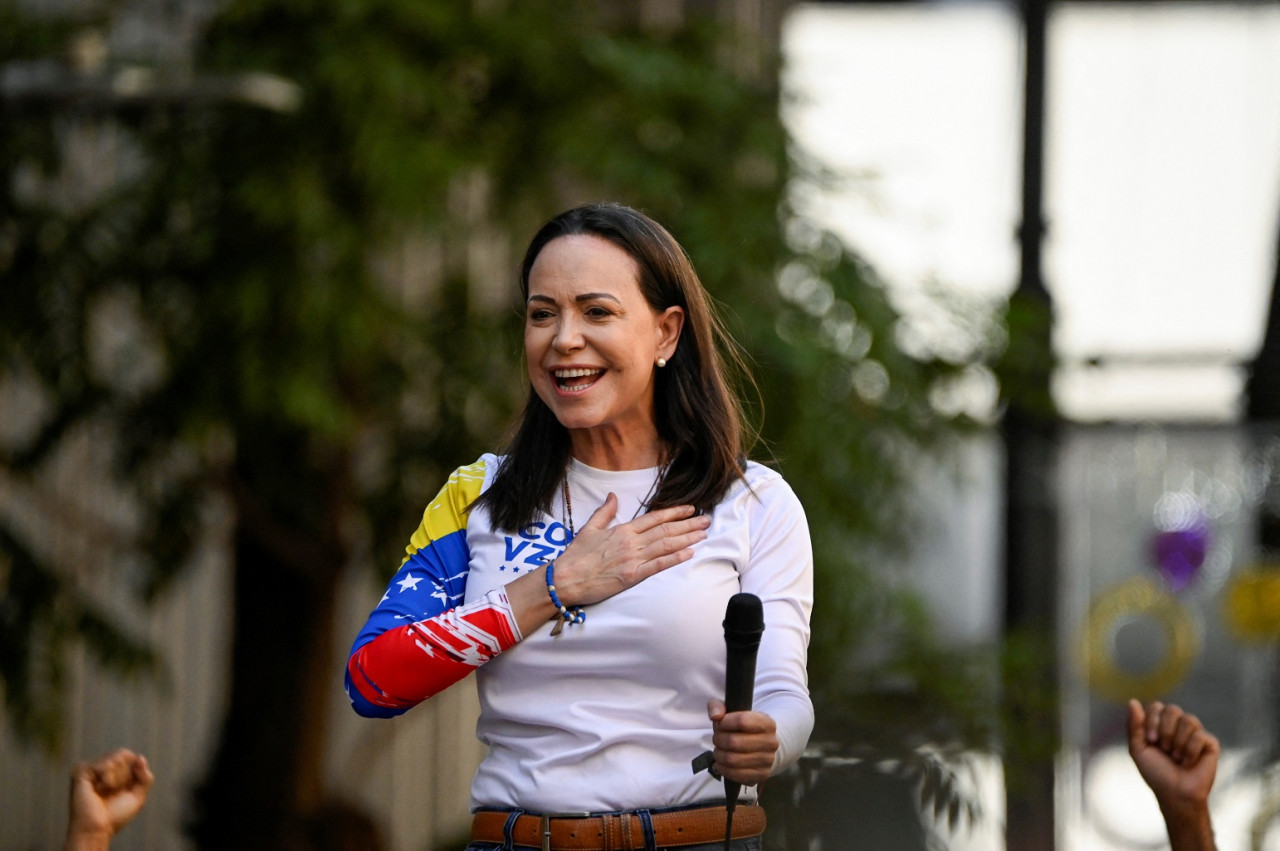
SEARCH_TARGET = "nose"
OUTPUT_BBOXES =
[552,316,584,353]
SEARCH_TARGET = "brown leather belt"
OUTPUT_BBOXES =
[470,804,765,850]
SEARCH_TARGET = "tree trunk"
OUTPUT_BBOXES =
[188,523,343,849]
[188,433,350,850]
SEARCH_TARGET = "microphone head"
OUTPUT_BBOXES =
[723,592,764,648]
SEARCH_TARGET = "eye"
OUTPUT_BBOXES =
[528,307,554,322]
[585,305,613,319]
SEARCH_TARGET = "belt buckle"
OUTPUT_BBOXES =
[539,811,591,851]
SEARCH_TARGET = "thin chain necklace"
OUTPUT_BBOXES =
[548,458,667,637]
[561,457,670,537]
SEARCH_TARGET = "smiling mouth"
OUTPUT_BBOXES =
[554,368,605,392]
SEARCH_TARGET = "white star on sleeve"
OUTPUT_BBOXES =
[397,573,423,592]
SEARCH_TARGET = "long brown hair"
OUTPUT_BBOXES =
[476,203,754,532]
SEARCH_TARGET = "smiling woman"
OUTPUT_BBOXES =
[522,234,684,464]
[344,203,814,851]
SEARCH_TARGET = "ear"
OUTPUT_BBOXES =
[655,306,685,360]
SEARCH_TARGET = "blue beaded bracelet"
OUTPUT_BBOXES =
[544,560,585,630]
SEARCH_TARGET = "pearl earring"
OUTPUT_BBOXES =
[656,357,667,368]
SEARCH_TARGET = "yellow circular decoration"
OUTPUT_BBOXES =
[1078,576,1199,704]
[1223,565,1280,643]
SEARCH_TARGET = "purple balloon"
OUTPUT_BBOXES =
[1151,526,1210,592]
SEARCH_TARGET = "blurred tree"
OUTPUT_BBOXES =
[1,0,998,846]
[0,0,164,754]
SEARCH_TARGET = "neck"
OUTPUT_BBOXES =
[568,427,665,471]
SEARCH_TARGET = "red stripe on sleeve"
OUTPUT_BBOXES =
[347,591,519,711]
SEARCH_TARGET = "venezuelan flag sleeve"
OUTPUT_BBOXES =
[345,459,520,718]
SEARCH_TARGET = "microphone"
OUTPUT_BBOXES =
[723,592,764,718]
[720,592,764,848]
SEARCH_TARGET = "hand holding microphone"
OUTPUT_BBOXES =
[705,700,779,787]
[693,594,777,850]
[708,593,778,790]
[693,593,780,786]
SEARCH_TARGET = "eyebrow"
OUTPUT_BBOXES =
[527,292,623,305]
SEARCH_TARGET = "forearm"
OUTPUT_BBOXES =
[347,588,521,715]
[504,566,566,636]
[64,830,112,851]
[1162,800,1217,851]
[737,470,814,777]
[755,690,814,774]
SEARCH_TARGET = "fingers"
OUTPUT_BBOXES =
[1155,703,1191,759]
[575,500,706,556]
[1170,712,1219,771]
[1180,726,1219,768]
[632,510,710,562]
[129,754,155,795]
[1127,698,1147,758]
[636,535,703,576]
[1132,700,1219,768]
[711,708,777,735]
[554,505,709,606]
[90,749,153,797]
[707,708,779,786]
[579,493,620,531]
[1171,713,1199,761]
[629,503,699,532]
[95,750,136,792]
[1144,700,1164,744]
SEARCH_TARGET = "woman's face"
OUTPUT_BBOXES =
[525,234,683,449]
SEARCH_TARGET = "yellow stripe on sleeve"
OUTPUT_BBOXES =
[404,459,488,558]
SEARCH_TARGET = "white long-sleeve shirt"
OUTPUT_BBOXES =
[460,456,814,813]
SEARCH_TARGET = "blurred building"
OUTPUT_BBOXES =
[786,2,1280,849]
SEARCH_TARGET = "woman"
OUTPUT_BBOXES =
[346,203,813,850]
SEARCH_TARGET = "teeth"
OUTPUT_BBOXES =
[554,367,603,392]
